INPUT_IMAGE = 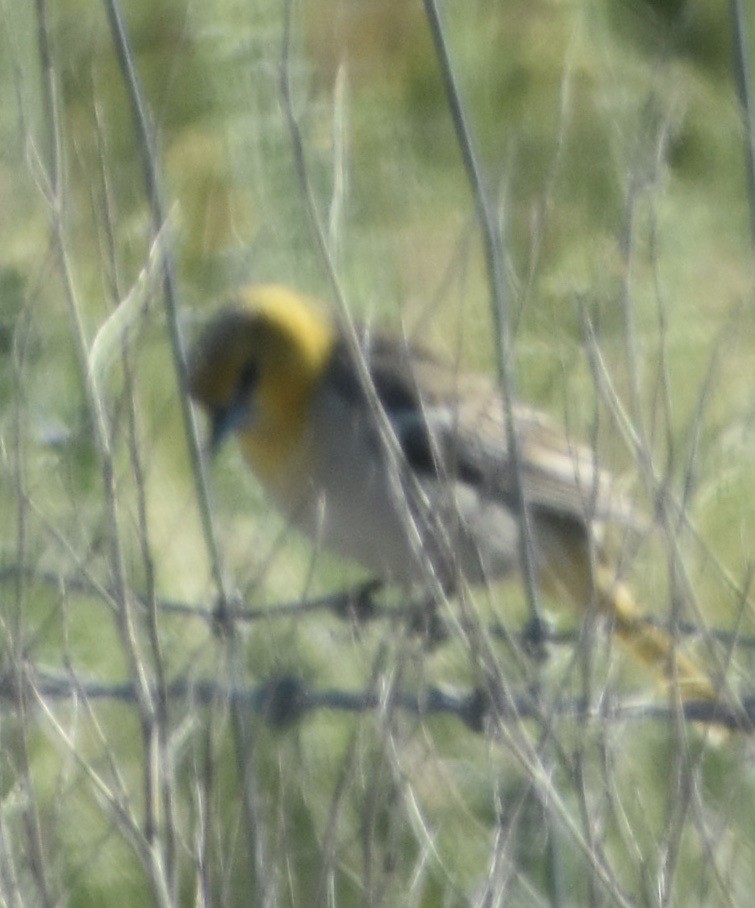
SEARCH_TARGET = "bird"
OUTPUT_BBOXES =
[188,283,719,705]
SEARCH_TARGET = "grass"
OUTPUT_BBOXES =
[1,0,753,904]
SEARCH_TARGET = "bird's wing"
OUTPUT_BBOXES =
[328,329,634,527]
[450,394,630,525]
[355,337,633,527]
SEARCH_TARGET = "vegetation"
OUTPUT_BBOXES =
[1,0,753,904]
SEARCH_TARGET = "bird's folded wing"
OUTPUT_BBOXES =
[358,337,635,528]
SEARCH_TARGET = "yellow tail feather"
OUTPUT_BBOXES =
[595,569,718,703]
[536,518,719,708]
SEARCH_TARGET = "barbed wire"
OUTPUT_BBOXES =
[3,668,750,733]
[4,563,751,734]
[3,564,754,650]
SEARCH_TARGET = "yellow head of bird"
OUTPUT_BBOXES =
[188,284,336,476]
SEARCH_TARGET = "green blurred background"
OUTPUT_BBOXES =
[1,0,754,904]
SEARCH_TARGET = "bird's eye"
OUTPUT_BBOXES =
[238,360,259,394]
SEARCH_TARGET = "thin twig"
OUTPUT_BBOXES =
[729,0,755,254]
[100,0,269,898]
[421,0,544,637]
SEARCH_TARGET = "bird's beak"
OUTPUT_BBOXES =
[208,397,255,456]
[209,407,232,455]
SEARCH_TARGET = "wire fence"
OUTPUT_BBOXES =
[1,0,754,906]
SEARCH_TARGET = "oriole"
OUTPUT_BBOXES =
[188,284,719,705]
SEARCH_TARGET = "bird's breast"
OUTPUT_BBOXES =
[251,387,521,587]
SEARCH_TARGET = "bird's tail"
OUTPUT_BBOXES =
[593,566,718,703]
[535,517,719,704]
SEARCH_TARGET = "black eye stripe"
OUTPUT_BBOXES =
[239,360,259,394]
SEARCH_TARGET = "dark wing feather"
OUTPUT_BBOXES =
[328,331,633,528]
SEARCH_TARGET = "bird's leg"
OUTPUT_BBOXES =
[330,578,385,624]
[519,614,553,663]
[406,585,451,647]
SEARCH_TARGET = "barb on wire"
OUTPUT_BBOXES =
[9,670,751,734]
[4,565,755,651]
